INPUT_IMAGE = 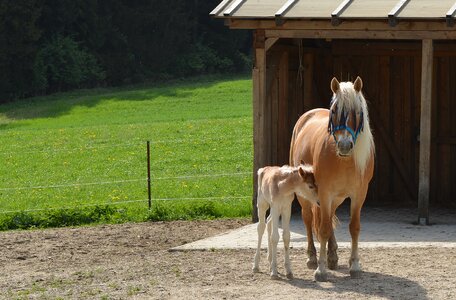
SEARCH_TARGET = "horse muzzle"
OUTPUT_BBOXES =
[337,139,354,156]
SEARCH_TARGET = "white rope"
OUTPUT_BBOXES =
[152,196,250,201]
[0,199,148,214]
[0,172,251,191]
[152,172,251,180]
[0,196,250,214]
[0,136,253,156]
[0,142,141,155]
[0,178,146,191]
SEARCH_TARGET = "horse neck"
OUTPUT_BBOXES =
[277,170,301,196]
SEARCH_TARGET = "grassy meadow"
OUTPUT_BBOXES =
[0,75,253,230]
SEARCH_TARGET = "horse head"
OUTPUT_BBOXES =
[328,76,366,157]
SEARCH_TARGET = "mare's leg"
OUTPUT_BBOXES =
[314,199,333,282]
[253,198,268,272]
[282,203,293,279]
[269,207,280,279]
[349,188,367,279]
[327,233,338,270]
[297,197,317,269]
[327,204,340,270]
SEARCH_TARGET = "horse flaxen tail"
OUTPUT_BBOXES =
[311,205,339,242]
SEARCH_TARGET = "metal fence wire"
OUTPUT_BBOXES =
[0,140,252,214]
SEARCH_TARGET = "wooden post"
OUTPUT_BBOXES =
[147,141,151,210]
[252,29,266,223]
[418,39,433,225]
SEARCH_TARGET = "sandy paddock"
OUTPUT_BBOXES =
[1,218,455,299]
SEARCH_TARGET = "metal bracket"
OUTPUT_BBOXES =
[388,0,410,27]
[331,0,353,26]
[446,2,456,27]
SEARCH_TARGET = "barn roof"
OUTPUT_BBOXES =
[211,0,456,28]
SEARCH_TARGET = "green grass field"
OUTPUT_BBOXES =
[0,75,253,230]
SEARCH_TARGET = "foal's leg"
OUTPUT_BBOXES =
[298,197,317,269]
[269,206,280,279]
[253,198,268,273]
[267,214,272,266]
[282,202,293,279]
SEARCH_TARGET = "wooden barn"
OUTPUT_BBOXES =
[211,0,456,224]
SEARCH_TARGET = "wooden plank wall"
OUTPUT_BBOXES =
[266,39,456,208]
[432,46,456,208]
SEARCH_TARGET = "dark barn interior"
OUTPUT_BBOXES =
[262,39,456,209]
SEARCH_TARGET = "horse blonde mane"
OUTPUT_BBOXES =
[331,81,375,174]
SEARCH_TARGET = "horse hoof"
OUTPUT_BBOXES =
[328,259,338,270]
[286,272,294,280]
[270,273,280,280]
[350,270,362,279]
[252,266,260,273]
[314,270,327,282]
[306,259,318,270]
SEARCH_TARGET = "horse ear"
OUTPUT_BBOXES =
[298,166,314,183]
[354,76,363,92]
[331,77,340,93]
[299,167,317,191]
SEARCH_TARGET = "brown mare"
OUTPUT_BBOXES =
[289,76,375,281]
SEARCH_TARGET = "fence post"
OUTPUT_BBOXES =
[147,141,151,210]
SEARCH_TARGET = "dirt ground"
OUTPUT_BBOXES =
[1,219,455,299]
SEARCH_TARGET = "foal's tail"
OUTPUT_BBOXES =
[289,124,298,166]
[312,205,340,242]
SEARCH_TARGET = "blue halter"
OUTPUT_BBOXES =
[328,107,364,144]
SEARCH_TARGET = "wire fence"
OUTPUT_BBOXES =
[0,178,146,191]
[0,140,252,215]
[0,136,253,156]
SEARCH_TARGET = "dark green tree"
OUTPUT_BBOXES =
[0,0,43,100]
[0,0,251,101]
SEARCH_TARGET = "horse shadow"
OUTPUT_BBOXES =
[282,265,429,300]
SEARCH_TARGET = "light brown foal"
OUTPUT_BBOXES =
[252,164,318,279]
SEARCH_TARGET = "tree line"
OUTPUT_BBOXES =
[0,0,251,102]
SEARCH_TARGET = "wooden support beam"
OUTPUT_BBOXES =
[331,0,353,26]
[264,29,456,40]
[418,39,433,225]
[252,30,266,223]
[223,0,244,16]
[228,19,454,31]
[446,2,456,27]
[388,0,410,27]
[265,37,279,52]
